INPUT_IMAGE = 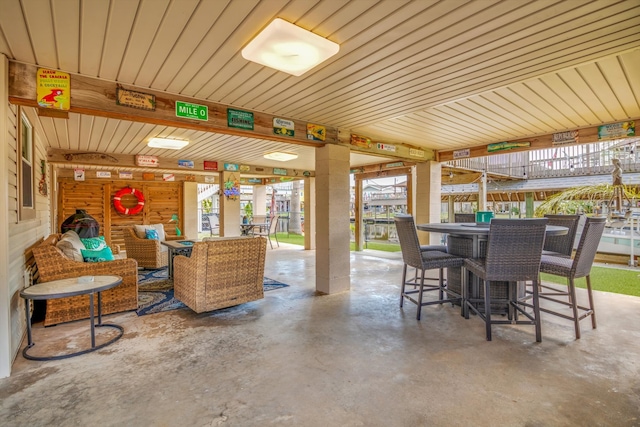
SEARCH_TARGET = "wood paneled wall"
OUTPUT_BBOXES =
[57,179,183,249]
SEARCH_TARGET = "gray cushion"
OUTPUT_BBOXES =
[56,230,86,262]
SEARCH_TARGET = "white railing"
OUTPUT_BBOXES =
[445,138,639,179]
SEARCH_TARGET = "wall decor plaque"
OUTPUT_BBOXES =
[116,87,156,111]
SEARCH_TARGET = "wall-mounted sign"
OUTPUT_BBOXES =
[255,167,264,172]
[178,160,194,168]
[598,121,635,140]
[228,108,254,130]
[385,162,404,168]
[409,148,425,158]
[96,171,111,178]
[204,176,216,183]
[37,68,70,110]
[136,155,159,167]
[273,168,287,176]
[176,101,208,121]
[350,134,373,149]
[119,171,133,179]
[487,141,530,153]
[239,165,251,172]
[247,178,263,184]
[162,173,175,181]
[74,168,85,181]
[552,130,579,145]
[116,87,155,111]
[307,124,326,141]
[204,161,218,171]
[376,143,396,152]
[143,173,155,180]
[453,148,470,159]
[274,118,295,137]
[224,163,239,171]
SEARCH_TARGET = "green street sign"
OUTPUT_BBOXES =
[176,101,208,121]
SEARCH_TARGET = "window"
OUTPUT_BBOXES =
[19,110,36,220]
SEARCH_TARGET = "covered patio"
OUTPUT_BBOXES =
[1,245,639,425]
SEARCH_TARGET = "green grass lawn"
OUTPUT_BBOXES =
[541,266,640,297]
[274,233,401,252]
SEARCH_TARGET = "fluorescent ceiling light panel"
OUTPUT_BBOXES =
[147,138,189,150]
[242,18,339,76]
[264,152,298,161]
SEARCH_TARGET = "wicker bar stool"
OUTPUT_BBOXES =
[395,216,465,320]
[454,213,476,223]
[537,216,606,339]
[463,218,548,342]
[543,214,581,258]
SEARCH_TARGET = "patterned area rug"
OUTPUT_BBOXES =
[136,268,289,316]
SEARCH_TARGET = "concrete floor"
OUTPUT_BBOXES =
[1,244,640,426]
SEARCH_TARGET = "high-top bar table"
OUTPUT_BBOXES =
[417,222,568,311]
[417,222,569,256]
[20,275,124,361]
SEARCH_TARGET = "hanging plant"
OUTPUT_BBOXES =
[223,175,241,201]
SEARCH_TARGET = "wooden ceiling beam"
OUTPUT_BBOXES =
[437,118,640,162]
[9,61,332,149]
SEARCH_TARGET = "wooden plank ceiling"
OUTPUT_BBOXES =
[1,0,639,172]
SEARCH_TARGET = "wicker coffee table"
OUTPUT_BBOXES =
[20,275,124,361]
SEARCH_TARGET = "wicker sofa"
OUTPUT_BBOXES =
[32,234,139,326]
[174,236,267,313]
[122,225,182,269]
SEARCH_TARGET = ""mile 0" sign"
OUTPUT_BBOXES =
[176,101,208,121]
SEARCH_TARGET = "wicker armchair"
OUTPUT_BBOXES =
[174,236,267,313]
[32,234,139,326]
[122,225,181,269]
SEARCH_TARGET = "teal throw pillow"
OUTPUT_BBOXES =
[80,236,107,250]
[81,247,115,263]
[145,229,159,240]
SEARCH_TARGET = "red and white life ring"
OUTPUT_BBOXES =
[113,187,145,215]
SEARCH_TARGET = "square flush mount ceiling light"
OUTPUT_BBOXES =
[264,152,298,161]
[242,18,339,76]
[147,138,189,150]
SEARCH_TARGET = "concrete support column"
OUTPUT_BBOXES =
[0,55,10,377]
[182,182,198,238]
[478,171,487,211]
[413,161,441,245]
[253,185,267,217]
[525,192,534,218]
[315,144,350,294]
[448,195,455,223]
[354,178,363,251]
[219,171,241,237]
[304,177,315,250]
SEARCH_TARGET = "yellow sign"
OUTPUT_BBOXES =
[307,123,326,141]
[37,68,70,110]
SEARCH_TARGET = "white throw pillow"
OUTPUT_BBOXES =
[56,230,86,262]
[134,224,166,241]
